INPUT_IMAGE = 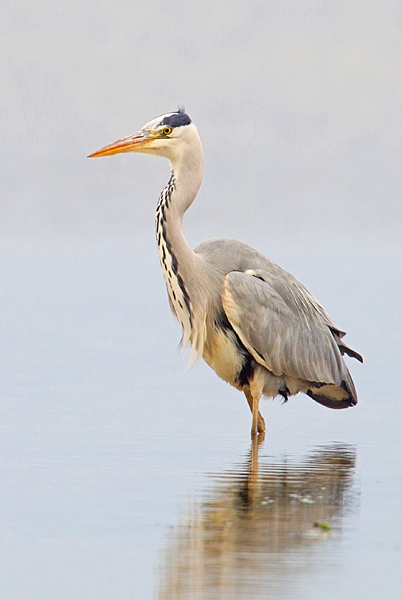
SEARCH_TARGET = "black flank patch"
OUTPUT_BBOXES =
[237,353,255,388]
[214,310,256,388]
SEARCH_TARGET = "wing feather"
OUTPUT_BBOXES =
[222,271,351,387]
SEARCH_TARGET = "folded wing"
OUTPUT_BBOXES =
[222,270,362,406]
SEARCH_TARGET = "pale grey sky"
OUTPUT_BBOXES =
[1,0,401,240]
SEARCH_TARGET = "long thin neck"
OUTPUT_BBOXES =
[155,139,206,351]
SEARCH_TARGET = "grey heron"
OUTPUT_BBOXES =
[88,108,363,436]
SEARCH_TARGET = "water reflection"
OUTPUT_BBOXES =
[157,441,358,599]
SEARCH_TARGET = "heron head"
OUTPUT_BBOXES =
[88,107,199,164]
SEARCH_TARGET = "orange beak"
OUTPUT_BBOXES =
[87,131,152,158]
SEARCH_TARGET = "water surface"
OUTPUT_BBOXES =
[0,239,400,599]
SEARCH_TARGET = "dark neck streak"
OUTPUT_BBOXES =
[155,171,193,336]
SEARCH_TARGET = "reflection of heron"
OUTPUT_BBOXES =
[156,444,358,600]
[89,108,362,435]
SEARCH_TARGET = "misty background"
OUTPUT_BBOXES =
[1,0,401,243]
[1,3,402,598]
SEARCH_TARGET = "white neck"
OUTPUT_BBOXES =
[168,127,204,216]
[155,126,208,355]
[161,125,204,270]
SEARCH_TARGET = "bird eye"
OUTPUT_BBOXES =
[162,126,172,136]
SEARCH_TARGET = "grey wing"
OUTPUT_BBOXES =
[222,270,358,393]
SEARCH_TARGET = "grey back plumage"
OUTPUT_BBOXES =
[196,238,362,405]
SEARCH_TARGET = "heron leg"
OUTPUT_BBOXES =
[244,389,265,435]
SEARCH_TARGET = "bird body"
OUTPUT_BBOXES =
[89,108,362,435]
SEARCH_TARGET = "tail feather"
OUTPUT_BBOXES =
[331,330,363,363]
[307,380,357,410]
[339,343,363,363]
